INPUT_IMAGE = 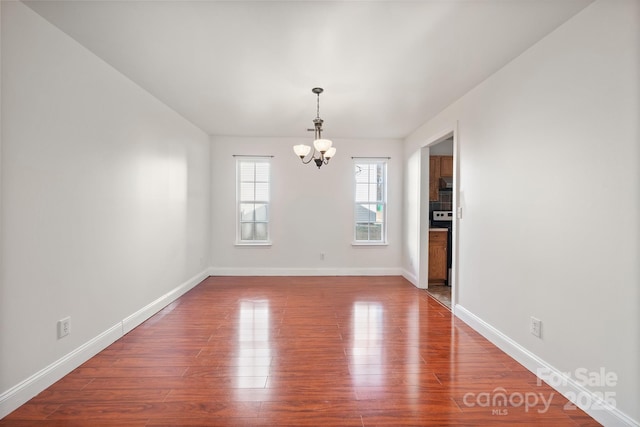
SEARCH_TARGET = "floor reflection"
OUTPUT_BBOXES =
[350,301,384,386]
[404,298,421,398]
[236,299,270,389]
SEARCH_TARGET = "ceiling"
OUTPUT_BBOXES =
[24,0,593,139]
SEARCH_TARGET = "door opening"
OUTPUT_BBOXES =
[423,133,456,310]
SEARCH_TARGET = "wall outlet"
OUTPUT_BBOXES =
[530,316,542,338]
[57,316,71,339]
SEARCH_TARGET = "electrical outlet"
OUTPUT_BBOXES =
[530,316,542,338]
[57,317,71,339]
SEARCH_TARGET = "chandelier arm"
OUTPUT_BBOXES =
[300,147,319,164]
[301,155,315,165]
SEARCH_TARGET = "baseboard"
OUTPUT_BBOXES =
[0,323,122,419]
[208,267,403,276]
[454,304,638,427]
[122,269,210,334]
[0,268,211,420]
[401,269,418,287]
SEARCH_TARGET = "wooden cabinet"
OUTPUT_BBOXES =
[439,156,453,177]
[429,157,440,201]
[429,156,453,201]
[428,230,448,283]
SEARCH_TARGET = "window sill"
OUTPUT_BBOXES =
[235,242,272,247]
[351,242,389,247]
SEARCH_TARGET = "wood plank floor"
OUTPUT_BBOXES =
[2,276,600,426]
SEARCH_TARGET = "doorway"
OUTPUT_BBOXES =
[421,131,457,311]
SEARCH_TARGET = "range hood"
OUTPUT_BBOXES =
[439,176,453,189]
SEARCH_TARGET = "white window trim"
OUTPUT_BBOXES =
[352,158,388,245]
[235,241,273,247]
[235,156,272,246]
[352,241,389,247]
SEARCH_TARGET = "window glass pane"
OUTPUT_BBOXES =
[254,203,268,221]
[240,162,255,182]
[255,222,268,240]
[240,182,254,201]
[355,224,370,240]
[355,165,368,183]
[355,203,376,222]
[240,203,255,221]
[369,183,378,201]
[255,183,269,201]
[368,165,376,182]
[241,223,254,240]
[369,223,382,241]
[355,183,370,202]
[255,162,270,181]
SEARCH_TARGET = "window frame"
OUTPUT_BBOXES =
[235,156,272,246]
[353,158,388,245]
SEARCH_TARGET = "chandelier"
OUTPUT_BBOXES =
[293,87,336,169]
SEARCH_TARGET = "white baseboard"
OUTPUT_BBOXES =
[454,304,638,427]
[208,267,403,276]
[401,269,418,287]
[122,269,210,334]
[0,323,122,419]
[0,268,211,420]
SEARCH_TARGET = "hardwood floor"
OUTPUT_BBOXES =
[1,276,600,426]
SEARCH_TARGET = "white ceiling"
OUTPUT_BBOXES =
[24,0,592,139]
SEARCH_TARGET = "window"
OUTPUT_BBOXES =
[354,159,387,244]
[236,157,271,244]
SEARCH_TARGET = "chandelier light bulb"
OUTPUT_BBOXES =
[324,147,336,159]
[293,144,312,158]
[313,139,332,153]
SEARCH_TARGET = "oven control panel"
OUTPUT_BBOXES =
[433,211,453,221]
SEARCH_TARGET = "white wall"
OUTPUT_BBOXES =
[211,136,403,275]
[0,1,210,415]
[404,0,639,424]
[402,150,421,284]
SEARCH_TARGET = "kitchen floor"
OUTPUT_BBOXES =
[426,283,451,309]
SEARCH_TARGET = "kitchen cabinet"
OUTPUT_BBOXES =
[439,155,453,177]
[429,156,453,201]
[428,230,448,283]
[429,157,440,201]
